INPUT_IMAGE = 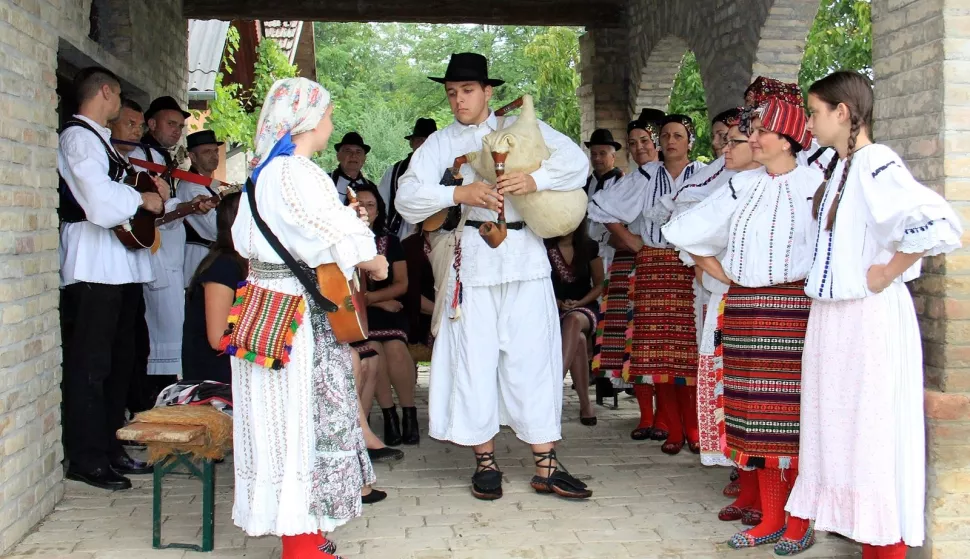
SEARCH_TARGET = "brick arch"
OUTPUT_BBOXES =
[750,0,821,84]
[631,35,690,116]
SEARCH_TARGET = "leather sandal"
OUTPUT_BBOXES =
[727,526,786,549]
[648,428,668,441]
[723,480,741,497]
[530,449,592,500]
[687,440,701,454]
[470,451,503,501]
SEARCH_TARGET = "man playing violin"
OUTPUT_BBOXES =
[396,52,592,502]
[58,67,169,490]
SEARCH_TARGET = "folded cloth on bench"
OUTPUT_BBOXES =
[127,406,233,463]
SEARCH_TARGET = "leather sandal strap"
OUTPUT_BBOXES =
[474,451,499,473]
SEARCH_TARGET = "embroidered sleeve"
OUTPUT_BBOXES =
[587,172,647,225]
[530,120,590,192]
[276,158,377,273]
[862,146,962,256]
[396,133,457,222]
[662,178,744,257]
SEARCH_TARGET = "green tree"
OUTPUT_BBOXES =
[669,51,713,162]
[201,27,299,151]
[799,0,873,92]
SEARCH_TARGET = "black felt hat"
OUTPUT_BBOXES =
[428,53,505,87]
[145,95,190,120]
[405,118,437,140]
[334,131,371,154]
[186,130,223,150]
[584,128,622,151]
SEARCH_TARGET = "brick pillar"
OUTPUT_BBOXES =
[579,28,631,168]
[0,1,65,553]
[873,0,970,556]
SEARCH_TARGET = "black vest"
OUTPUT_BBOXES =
[583,167,623,196]
[58,119,128,224]
[386,153,413,234]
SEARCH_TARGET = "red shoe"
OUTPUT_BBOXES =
[723,480,741,497]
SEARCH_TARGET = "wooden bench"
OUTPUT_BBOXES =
[116,423,215,552]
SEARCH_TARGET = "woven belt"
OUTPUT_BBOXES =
[465,220,526,230]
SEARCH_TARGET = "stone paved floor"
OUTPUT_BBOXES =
[7,372,861,559]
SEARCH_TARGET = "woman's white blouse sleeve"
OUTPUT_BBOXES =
[861,146,962,256]
[662,179,744,257]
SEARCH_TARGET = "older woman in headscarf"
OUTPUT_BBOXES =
[228,77,389,559]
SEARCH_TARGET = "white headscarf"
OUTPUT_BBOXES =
[249,77,331,172]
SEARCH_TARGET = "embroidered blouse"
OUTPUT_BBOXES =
[805,143,962,300]
[232,155,377,282]
[587,160,705,248]
[662,165,822,288]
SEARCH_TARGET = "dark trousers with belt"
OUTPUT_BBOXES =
[60,282,141,472]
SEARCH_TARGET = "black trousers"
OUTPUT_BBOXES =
[60,282,141,472]
[125,291,153,414]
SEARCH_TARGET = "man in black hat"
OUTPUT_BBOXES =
[130,96,215,392]
[396,52,592,503]
[583,129,625,273]
[180,130,224,286]
[330,131,376,203]
[583,128,624,196]
[378,118,437,238]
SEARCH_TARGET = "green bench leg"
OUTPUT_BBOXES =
[151,452,216,552]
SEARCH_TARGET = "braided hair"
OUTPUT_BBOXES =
[808,71,874,231]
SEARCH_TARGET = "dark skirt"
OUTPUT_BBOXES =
[718,281,810,470]
[561,303,599,329]
[366,306,409,343]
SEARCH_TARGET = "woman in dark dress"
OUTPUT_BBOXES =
[547,218,604,425]
[401,222,435,353]
[351,185,419,446]
[183,192,245,385]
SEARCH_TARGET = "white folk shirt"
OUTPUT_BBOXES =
[662,165,822,288]
[130,145,185,290]
[587,160,705,249]
[585,169,623,272]
[395,112,589,287]
[58,114,152,287]
[232,155,377,282]
[805,144,962,301]
[177,178,219,287]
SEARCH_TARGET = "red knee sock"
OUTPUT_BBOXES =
[633,384,655,430]
[282,534,334,559]
[728,468,760,510]
[744,468,790,538]
[780,469,809,541]
[655,384,683,443]
[864,542,907,559]
[675,384,699,444]
[653,383,670,432]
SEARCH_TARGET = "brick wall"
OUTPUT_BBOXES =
[0,0,186,553]
[873,0,970,556]
[578,28,630,167]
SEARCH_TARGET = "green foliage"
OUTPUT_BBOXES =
[669,51,713,162]
[201,26,299,151]
[799,0,873,92]
[310,23,583,177]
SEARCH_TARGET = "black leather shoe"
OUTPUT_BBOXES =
[110,452,154,475]
[381,406,402,446]
[66,466,132,490]
[401,406,420,445]
[367,447,404,463]
[362,488,387,504]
